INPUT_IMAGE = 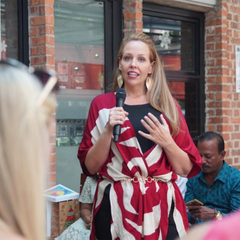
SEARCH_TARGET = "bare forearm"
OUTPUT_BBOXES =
[80,208,92,221]
[85,127,113,174]
[163,140,193,176]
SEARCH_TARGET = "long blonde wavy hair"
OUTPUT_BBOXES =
[0,64,54,240]
[112,32,180,135]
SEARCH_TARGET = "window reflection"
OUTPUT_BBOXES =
[55,0,104,90]
[169,81,197,133]
[0,0,18,60]
[54,0,105,193]
[143,15,195,72]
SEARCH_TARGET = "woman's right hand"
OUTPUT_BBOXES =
[84,107,128,174]
[106,107,129,132]
[84,214,92,229]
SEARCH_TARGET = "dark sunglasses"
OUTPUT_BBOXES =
[0,58,59,105]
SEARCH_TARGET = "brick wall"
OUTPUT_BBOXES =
[205,0,240,169]
[29,0,55,69]
[29,0,56,187]
[123,0,143,36]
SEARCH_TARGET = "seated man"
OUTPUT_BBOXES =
[184,131,240,225]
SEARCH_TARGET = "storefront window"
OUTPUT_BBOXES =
[143,3,205,141]
[143,16,195,72]
[54,0,105,192]
[0,0,18,60]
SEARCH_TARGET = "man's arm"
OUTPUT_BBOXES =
[229,173,240,212]
[184,179,196,224]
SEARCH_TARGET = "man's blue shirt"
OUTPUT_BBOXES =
[184,161,240,223]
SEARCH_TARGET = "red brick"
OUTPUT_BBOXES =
[205,35,215,42]
[206,109,215,115]
[48,173,56,182]
[234,125,240,131]
[207,93,215,100]
[207,125,216,132]
[124,12,142,21]
[217,125,233,132]
[46,36,55,45]
[222,101,231,107]
[232,118,240,124]
[216,42,227,50]
[216,26,227,34]
[30,56,46,65]
[45,16,54,25]
[30,0,40,6]
[39,6,54,15]
[208,117,222,124]
[216,18,227,26]
[233,14,239,22]
[206,101,222,108]
[46,55,55,65]
[206,43,215,51]
[39,0,54,5]
[31,46,41,56]
[206,9,216,19]
[206,59,215,66]
[221,2,229,11]
[49,153,56,162]
[233,159,240,167]
[225,158,232,166]
[207,68,222,75]
[31,36,46,45]
[48,163,56,172]
[226,140,233,148]
[205,19,216,27]
[30,6,39,15]
[30,27,39,36]
[216,58,227,66]
[40,46,55,55]
[231,149,240,156]
[30,16,46,25]
[217,9,227,17]
[230,6,237,13]
[131,2,142,11]
[222,133,230,140]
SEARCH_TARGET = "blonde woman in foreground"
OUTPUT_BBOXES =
[0,61,55,240]
[179,210,240,240]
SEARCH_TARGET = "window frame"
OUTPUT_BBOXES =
[18,0,29,65]
[104,0,123,92]
[143,2,205,141]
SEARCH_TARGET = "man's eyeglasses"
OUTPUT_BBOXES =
[0,58,59,106]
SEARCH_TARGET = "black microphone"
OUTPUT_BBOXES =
[113,88,126,142]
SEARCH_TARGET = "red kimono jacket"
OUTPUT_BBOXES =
[78,92,202,240]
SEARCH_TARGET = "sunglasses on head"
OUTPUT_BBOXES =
[0,58,59,105]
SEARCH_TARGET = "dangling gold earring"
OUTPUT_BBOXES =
[117,74,123,88]
[146,76,153,91]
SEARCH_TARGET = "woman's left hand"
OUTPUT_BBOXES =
[138,113,173,148]
[84,214,92,229]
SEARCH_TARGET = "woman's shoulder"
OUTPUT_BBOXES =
[91,92,115,107]
[93,92,115,101]
[0,229,26,240]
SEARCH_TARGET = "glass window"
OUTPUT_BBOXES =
[143,3,205,141]
[0,0,18,60]
[169,81,198,133]
[143,15,195,72]
[55,0,104,90]
[54,0,105,193]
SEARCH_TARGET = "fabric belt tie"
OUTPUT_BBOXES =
[122,176,163,183]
